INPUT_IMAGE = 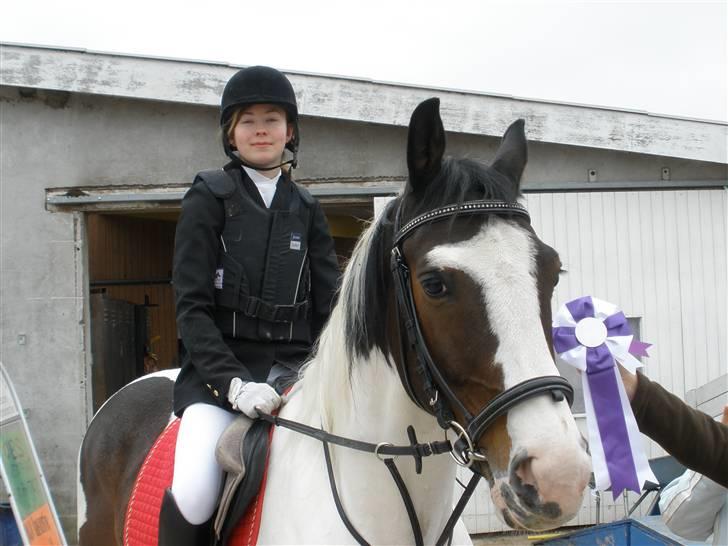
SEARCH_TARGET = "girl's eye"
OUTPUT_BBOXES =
[421,275,448,297]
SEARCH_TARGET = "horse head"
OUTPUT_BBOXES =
[344,98,591,532]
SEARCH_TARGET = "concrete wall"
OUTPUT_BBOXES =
[0,83,726,539]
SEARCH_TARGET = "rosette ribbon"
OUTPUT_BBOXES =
[553,296,656,500]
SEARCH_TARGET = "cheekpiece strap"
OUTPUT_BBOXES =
[393,200,530,247]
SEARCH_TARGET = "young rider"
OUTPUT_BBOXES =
[161,65,340,545]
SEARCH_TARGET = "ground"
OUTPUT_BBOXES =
[472,533,530,545]
[471,529,571,545]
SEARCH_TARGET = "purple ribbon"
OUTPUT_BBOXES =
[553,296,640,498]
[629,339,652,357]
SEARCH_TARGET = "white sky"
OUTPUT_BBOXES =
[3,0,726,122]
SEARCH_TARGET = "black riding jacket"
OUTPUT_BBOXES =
[172,163,340,414]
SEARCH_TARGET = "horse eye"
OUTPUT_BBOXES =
[420,274,448,297]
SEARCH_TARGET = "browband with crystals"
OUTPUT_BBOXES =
[393,200,530,247]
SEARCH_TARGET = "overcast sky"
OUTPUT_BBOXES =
[2,0,726,122]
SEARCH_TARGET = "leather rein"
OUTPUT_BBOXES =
[259,198,574,546]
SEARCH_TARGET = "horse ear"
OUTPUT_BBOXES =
[407,98,446,192]
[491,119,528,186]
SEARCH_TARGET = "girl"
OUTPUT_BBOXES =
[161,66,340,545]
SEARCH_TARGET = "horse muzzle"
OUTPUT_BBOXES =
[491,446,591,531]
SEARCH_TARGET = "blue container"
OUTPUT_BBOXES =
[0,503,22,546]
[535,518,684,546]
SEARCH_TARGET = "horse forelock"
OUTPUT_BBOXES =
[402,158,522,220]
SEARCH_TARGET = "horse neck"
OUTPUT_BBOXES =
[300,277,441,441]
[297,293,459,540]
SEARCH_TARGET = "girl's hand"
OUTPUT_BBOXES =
[228,378,281,418]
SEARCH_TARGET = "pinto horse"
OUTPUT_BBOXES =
[78,98,591,545]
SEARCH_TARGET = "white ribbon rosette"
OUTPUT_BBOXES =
[553,296,656,499]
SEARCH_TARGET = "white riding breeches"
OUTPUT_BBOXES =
[171,403,236,524]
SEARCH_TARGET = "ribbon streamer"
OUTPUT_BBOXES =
[553,296,656,500]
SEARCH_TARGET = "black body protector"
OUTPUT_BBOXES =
[199,169,315,345]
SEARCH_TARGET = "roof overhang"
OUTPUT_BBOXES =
[2,43,727,164]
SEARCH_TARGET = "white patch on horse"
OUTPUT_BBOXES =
[427,218,552,384]
[427,218,584,479]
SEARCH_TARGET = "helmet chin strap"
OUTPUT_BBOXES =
[224,147,298,172]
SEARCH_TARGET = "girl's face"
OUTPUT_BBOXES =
[230,104,293,171]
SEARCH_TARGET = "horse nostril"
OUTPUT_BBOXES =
[514,455,537,489]
[509,452,540,510]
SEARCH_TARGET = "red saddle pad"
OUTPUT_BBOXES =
[123,418,271,546]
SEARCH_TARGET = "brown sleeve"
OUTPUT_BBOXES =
[631,372,728,488]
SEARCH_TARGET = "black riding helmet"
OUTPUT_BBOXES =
[220,66,299,169]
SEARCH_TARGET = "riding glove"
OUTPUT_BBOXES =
[227,378,281,418]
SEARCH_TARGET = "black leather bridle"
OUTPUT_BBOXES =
[390,199,574,467]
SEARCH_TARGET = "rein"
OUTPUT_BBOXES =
[256,198,575,545]
[257,411,478,546]
[257,412,452,461]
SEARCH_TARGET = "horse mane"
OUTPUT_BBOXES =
[297,157,521,428]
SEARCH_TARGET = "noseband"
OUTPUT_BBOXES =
[390,199,574,468]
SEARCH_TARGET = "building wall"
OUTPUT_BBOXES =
[1,84,726,537]
[2,86,726,188]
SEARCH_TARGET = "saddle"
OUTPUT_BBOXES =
[213,415,271,546]
[123,417,272,546]
[214,416,271,545]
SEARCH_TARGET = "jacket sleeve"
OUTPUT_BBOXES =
[659,469,726,541]
[306,199,341,342]
[173,180,253,406]
[631,373,728,488]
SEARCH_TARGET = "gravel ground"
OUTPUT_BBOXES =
[471,532,532,545]
[471,529,571,545]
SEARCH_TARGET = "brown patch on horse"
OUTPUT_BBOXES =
[78,376,175,546]
[403,220,513,475]
[533,233,562,356]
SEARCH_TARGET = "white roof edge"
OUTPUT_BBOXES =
[2,43,727,164]
[3,41,724,125]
